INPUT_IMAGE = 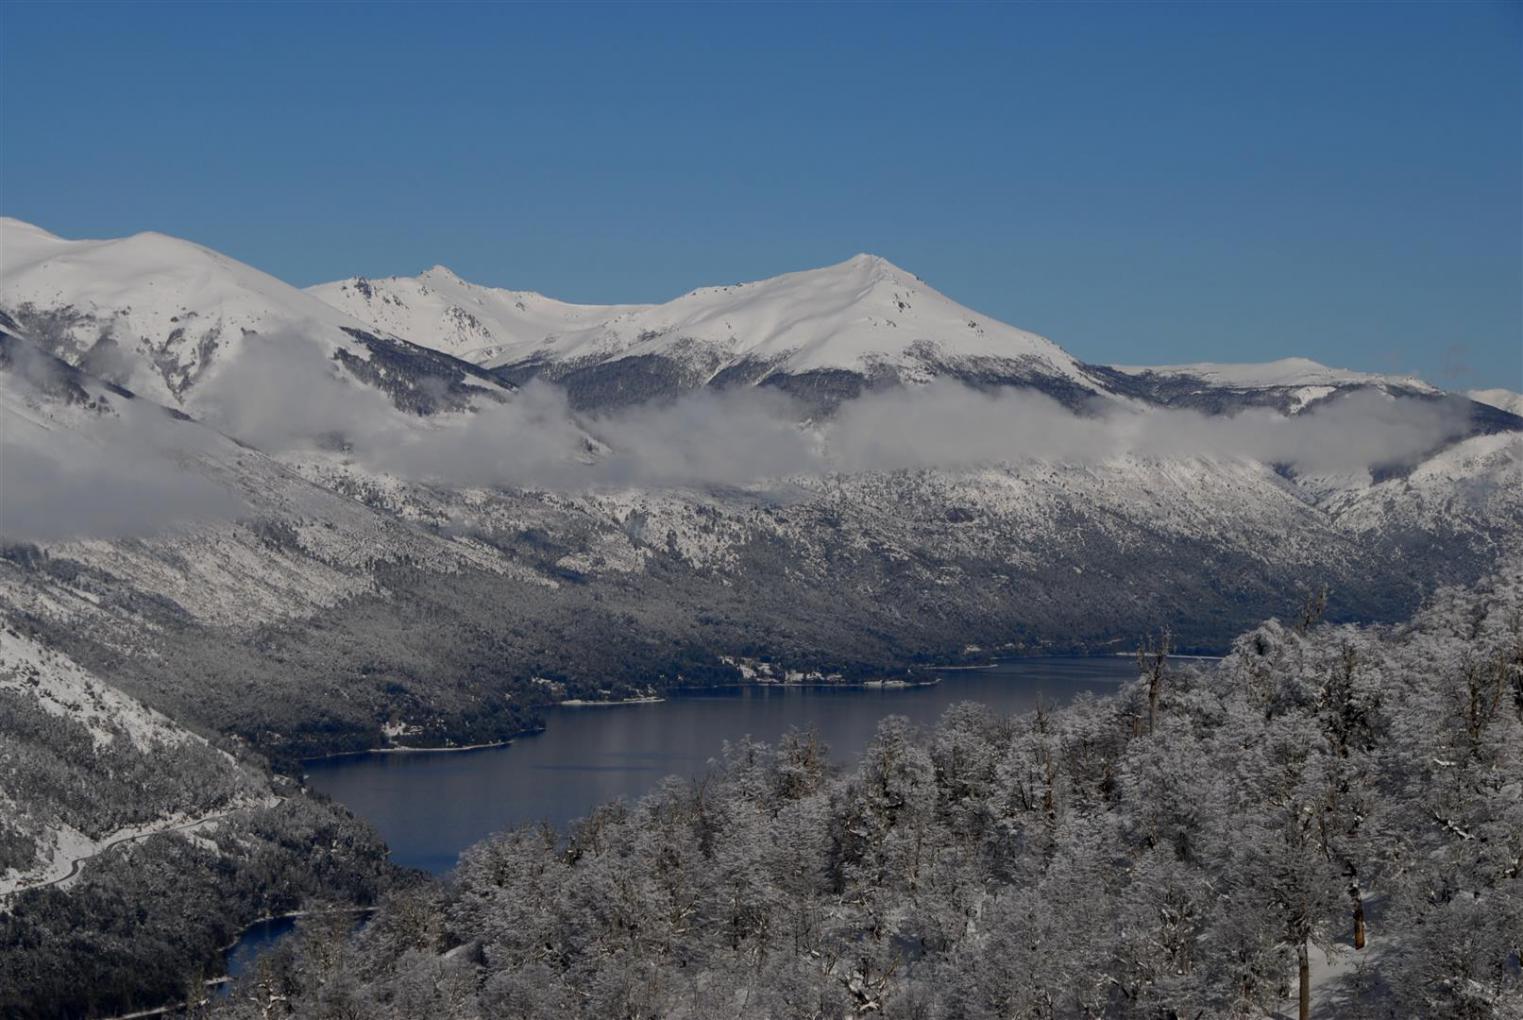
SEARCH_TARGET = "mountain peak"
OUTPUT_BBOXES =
[832,251,915,281]
[307,245,1092,391]
[444,247,1093,391]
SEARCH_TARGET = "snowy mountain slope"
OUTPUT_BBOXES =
[1087,356,1447,417]
[1,218,1520,766]
[309,265,651,363]
[1468,387,1523,418]
[0,335,576,758]
[0,333,534,632]
[2,339,1518,763]
[0,625,205,752]
[317,254,1111,411]
[243,430,1523,698]
[1084,360,1523,443]
[0,218,515,419]
[0,624,270,895]
[1320,430,1523,543]
[313,256,1523,439]
[1107,356,1435,391]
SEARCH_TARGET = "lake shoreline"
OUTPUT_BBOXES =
[287,652,1199,766]
[304,655,1143,876]
[302,738,521,764]
[103,906,380,1020]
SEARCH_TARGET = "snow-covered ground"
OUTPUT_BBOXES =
[309,265,651,363]
[1108,356,1435,392]
[0,627,277,900]
[0,627,201,750]
[0,217,515,420]
[314,251,1105,390]
[1468,386,1523,417]
[0,799,278,900]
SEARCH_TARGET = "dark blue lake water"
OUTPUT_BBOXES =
[222,916,296,986]
[304,656,1139,874]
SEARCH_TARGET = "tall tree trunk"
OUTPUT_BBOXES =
[1298,940,1311,1020]
[1349,872,1366,950]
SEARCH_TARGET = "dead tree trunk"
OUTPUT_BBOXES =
[1137,630,1171,736]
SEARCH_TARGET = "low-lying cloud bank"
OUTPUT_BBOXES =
[198,334,1474,489]
[0,337,247,542]
[829,383,1472,478]
[0,330,1480,540]
[0,409,246,543]
[0,439,245,542]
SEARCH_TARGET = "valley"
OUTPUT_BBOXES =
[1,218,1519,1017]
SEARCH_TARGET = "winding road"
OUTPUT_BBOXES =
[0,803,266,902]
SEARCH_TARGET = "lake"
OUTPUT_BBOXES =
[304,656,1139,874]
[222,916,297,987]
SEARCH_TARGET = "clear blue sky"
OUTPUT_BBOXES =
[2,1,1518,387]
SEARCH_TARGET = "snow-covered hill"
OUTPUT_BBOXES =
[1087,357,1459,422]
[496,253,1096,378]
[1468,387,1523,418]
[309,265,651,363]
[311,253,1521,435]
[0,623,270,896]
[0,218,515,420]
[316,253,1109,410]
[1108,356,1434,391]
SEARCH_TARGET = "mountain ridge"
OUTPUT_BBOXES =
[0,218,517,422]
[309,246,1508,420]
[312,249,1107,411]
[7,219,1510,421]
[2,217,1520,769]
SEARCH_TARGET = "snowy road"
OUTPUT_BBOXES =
[0,798,279,903]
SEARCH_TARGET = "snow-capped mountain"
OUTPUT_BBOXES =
[0,218,515,421]
[312,253,1521,435]
[309,265,651,364]
[1108,357,1434,391]
[6,217,1510,433]
[1100,356,1434,408]
[315,253,1110,411]
[2,216,1521,767]
[1469,387,1523,418]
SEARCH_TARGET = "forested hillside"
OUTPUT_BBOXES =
[0,625,400,1020]
[205,567,1523,1019]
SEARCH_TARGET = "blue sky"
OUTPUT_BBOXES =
[2,1,1518,387]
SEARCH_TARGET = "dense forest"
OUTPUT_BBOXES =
[0,797,398,1019]
[0,627,401,1019]
[0,681,260,875]
[200,569,1523,1020]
